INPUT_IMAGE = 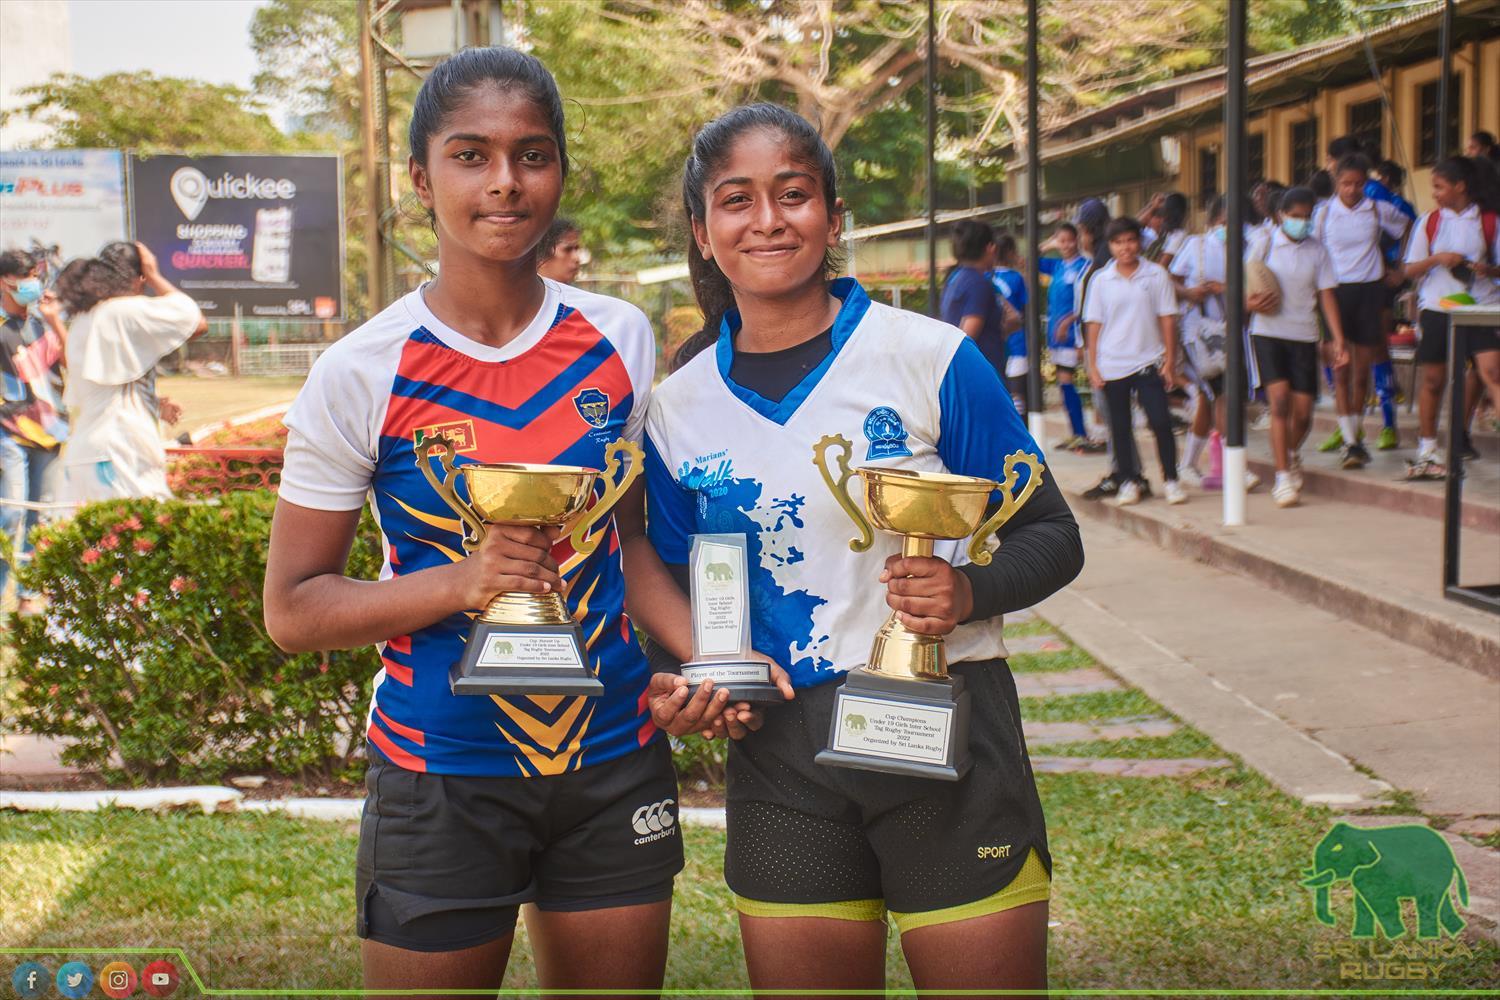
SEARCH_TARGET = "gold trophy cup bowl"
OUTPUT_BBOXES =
[418,437,644,697]
[810,433,1044,780]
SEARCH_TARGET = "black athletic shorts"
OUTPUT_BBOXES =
[1252,336,1320,395]
[1335,281,1386,347]
[724,657,1051,931]
[1417,309,1500,365]
[356,738,684,952]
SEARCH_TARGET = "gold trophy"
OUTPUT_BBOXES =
[418,436,644,697]
[810,434,1044,780]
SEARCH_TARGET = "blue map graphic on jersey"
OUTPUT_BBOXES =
[689,471,829,677]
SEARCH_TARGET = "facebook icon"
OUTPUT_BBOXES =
[11,962,49,999]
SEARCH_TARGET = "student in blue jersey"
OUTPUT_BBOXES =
[990,232,1030,418]
[262,47,752,995]
[939,219,1017,380]
[642,103,1083,995]
[1037,223,1097,451]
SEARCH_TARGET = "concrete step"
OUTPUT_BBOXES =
[1044,443,1500,679]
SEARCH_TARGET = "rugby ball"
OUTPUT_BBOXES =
[1246,259,1282,313]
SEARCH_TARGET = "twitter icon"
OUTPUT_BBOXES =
[57,961,94,999]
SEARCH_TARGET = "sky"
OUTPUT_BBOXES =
[69,0,269,91]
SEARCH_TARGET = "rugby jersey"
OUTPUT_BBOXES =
[644,278,1042,691]
[1039,255,1089,348]
[280,280,658,777]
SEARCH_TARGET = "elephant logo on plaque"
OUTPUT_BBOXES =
[1301,822,1469,939]
[492,641,513,657]
[844,714,867,732]
[705,561,735,581]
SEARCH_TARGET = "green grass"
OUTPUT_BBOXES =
[1006,646,1097,674]
[1002,617,1056,639]
[6,621,1497,993]
[1030,728,1225,761]
[1021,689,1165,723]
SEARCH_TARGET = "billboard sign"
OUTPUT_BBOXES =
[0,149,128,263]
[129,153,343,320]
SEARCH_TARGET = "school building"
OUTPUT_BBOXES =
[848,0,1500,290]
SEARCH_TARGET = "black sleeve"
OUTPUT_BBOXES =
[956,465,1084,622]
[640,561,691,674]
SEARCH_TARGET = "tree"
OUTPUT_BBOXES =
[3,73,298,153]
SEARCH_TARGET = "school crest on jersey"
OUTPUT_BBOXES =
[573,387,611,429]
[863,406,912,461]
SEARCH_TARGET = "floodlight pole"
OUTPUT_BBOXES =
[1223,0,1248,527]
[1024,0,1045,443]
[925,0,938,316]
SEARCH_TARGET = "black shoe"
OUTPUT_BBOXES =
[1082,474,1120,500]
[1341,442,1371,469]
[1460,433,1481,462]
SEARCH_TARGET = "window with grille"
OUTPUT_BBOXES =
[1248,133,1266,183]
[1347,99,1383,159]
[1291,119,1319,185]
[1199,147,1219,198]
[1418,77,1462,166]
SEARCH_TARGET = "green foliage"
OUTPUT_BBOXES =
[669,732,729,787]
[4,72,301,154]
[5,492,383,785]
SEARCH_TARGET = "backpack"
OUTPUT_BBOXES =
[1424,209,1499,262]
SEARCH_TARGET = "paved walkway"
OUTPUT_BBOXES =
[1038,514,1500,820]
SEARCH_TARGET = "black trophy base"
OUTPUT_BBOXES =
[450,620,604,697]
[681,660,786,703]
[814,668,973,781]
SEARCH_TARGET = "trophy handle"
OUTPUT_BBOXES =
[417,439,487,554]
[812,433,874,553]
[967,451,1045,566]
[568,438,645,558]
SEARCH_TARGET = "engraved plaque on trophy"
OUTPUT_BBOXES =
[679,534,785,703]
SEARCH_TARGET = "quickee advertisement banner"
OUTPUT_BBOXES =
[0,149,128,262]
[129,153,343,320]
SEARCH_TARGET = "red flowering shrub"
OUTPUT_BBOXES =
[5,491,383,784]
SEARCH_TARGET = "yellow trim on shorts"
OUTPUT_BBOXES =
[732,847,1050,931]
[732,894,886,922]
[888,847,1051,935]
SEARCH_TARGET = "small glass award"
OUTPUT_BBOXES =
[680,533,785,703]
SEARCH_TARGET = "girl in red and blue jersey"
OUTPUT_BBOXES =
[264,47,743,994]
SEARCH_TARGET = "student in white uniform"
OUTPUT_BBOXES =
[644,102,1083,996]
[55,241,206,502]
[1082,216,1184,506]
[1246,186,1350,507]
[1313,153,1410,470]
[1401,156,1500,479]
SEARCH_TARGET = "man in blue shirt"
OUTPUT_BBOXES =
[1364,159,1417,451]
[1037,224,1095,449]
[939,219,1018,380]
[990,232,1029,418]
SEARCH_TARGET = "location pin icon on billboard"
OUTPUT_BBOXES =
[170,166,209,221]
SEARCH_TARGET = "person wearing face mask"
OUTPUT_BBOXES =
[1246,187,1349,508]
[54,241,206,503]
[0,249,70,608]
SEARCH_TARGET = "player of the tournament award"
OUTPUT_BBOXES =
[418,436,643,697]
[679,533,785,703]
[810,434,1043,780]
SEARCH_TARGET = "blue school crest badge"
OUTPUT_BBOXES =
[863,406,912,461]
[573,387,611,428]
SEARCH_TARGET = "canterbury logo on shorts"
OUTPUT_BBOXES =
[631,798,677,844]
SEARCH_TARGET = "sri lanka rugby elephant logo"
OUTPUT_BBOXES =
[1301,822,1469,939]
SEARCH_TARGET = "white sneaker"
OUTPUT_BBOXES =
[1251,411,1272,431]
[1273,480,1300,507]
[1115,479,1142,506]
[1164,479,1187,505]
[1289,453,1304,491]
[1178,464,1206,489]
[1244,469,1261,492]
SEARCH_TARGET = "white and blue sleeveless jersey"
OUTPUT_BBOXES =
[644,278,1043,691]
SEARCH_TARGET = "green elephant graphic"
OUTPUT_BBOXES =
[492,640,514,657]
[1301,822,1468,939]
[705,561,734,582]
[844,714,867,733]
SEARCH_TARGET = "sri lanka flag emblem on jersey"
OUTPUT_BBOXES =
[277,282,660,778]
